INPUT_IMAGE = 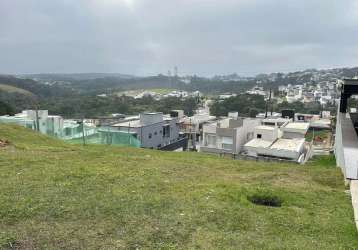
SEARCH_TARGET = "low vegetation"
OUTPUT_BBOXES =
[0,124,357,249]
[0,84,34,96]
[305,129,330,142]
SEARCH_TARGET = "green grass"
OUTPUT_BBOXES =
[0,124,357,249]
[0,84,34,96]
[305,129,329,142]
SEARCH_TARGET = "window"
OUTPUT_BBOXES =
[257,134,262,139]
[221,136,233,150]
[148,133,152,139]
[222,143,233,150]
[205,134,216,147]
[154,131,158,135]
[163,125,170,138]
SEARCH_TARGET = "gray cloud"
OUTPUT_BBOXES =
[0,0,358,76]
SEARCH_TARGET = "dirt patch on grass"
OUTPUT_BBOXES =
[247,190,283,207]
[0,139,10,148]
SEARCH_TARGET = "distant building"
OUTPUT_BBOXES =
[261,118,290,127]
[180,112,216,149]
[281,109,295,120]
[0,110,64,137]
[164,90,189,98]
[219,93,237,100]
[281,122,309,139]
[110,112,185,150]
[321,111,331,119]
[294,113,317,122]
[256,112,282,119]
[244,137,306,162]
[243,120,309,162]
[278,85,286,92]
[246,86,267,96]
[200,113,260,155]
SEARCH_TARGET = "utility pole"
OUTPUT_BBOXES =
[188,118,192,151]
[174,66,178,88]
[31,94,42,132]
[128,122,131,146]
[81,117,86,146]
[265,88,272,118]
[168,70,172,88]
[174,66,178,78]
[269,89,273,116]
[35,108,40,132]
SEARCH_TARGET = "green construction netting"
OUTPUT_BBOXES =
[66,126,141,148]
[0,118,141,148]
[0,116,36,130]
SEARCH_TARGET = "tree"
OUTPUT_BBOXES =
[210,94,266,117]
[0,101,15,115]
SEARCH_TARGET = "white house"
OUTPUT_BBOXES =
[243,120,308,162]
[200,114,261,155]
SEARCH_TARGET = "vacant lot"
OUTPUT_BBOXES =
[0,124,357,249]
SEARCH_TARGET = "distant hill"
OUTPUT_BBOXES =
[0,75,74,97]
[0,123,357,249]
[0,75,76,113]
[0,83,35,96]
[18,73,135,81]
[3,66,358,97]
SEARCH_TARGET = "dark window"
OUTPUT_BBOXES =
[154,131,158,135]
[163,125,170,138]
[148,133,152,139]
[257,134,262,139]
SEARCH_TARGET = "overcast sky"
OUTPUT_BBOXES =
[1,0,358,76]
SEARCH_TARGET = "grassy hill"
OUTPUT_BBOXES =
[0,124,357,249]
[0,84,34,96]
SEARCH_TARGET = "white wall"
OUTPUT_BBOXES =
[282,131,305,139]
[23,110,49,134]
[245,144,303,160]
[236,119,261,153]
[254,127,278,141]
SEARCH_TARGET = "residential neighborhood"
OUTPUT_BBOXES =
[2,0,358,248]
[0,102,333,164]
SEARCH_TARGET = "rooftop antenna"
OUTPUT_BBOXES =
[174,66,178,78]
[265,88,272,118]
[168,70,172,88]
